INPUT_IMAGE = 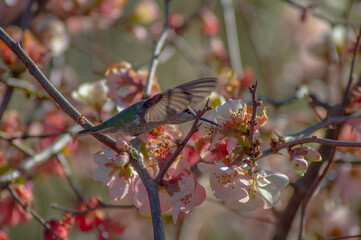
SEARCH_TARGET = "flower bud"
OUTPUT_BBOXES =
[293,147,322,162]
[290,154,308,176]
[115,139,131,152]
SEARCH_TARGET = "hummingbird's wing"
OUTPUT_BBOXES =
[142,78,217,122]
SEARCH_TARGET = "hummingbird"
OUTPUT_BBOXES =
[78,78,217,136]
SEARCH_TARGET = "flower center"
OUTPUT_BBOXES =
[181,193,192,205]
[231,107,247,126]
[249,178,258,199]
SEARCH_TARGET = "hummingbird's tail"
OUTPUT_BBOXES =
[78,122,114,135]
[78,126,101,135]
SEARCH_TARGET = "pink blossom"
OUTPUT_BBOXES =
[115,139,131,152]
[0,184,33,226]
[165,158,191,180]
[232,172,289,211]
[92,149,133,201]
[108,176,130,201]
[44,220,69,240]
[216,99,245,122]
[215,99,268,134]
[200,8,220,36]
[0,230,9,240]
[289,154,308,176]
[105,62,160,107]
[182,145,200,167]
[168,170,206,223]
[292,147,322,162]
[203,137,237,163]
[132,176,172,212]
[198,162,248,202]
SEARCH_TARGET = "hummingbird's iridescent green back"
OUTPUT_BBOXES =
[78,100,145,134]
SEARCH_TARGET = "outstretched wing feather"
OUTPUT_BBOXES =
[143,78,217,122]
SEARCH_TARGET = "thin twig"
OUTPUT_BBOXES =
[0,130,72,140]
[261,95,298,108]
[287,115,361,138]
[4,183,63,240]
[260,136,361,161]
[335,159,361,164]
[247,82,258,149]
[57,153,84,201]
[284,0,358,27]
[155,103,210,184]
[0,126,80,183]
[0,76,37,92]
[319,234,361,240]
[0,131,36,156]
[308,94,331,110]
[144,0,171,98]
[275,136,361,151]
[221,0,243,79]
[299,156,333,240]
[0,85,14,122]
[51,202,134,215]
[341,26,361,111]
